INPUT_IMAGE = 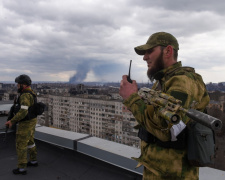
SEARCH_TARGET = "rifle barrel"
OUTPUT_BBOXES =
[3,126,9,142]
[186,109,222,131]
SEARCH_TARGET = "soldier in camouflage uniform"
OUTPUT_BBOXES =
[5,74,38,175]
[119,32,209,179]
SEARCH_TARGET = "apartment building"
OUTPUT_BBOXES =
[37,94,140,148]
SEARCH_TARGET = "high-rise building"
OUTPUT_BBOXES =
[37,94,140,148]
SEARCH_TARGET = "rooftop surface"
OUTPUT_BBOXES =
[1,113,225,180]
[0,131,142,180]
[0,125,225,180]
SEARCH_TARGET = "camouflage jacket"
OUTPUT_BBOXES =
[123,61,210,179]
[10,87,37,125]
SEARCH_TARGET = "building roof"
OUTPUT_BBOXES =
[0,129,142,180]
[1,112,225,179]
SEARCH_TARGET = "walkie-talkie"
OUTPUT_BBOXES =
[127,60,132,83]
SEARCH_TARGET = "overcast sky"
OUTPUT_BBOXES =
[0,0,225,84]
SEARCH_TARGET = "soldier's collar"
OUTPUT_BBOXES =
[153,61,182,80]
[22,86,31,92]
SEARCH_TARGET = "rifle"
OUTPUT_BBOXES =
[138,87,222,131]
[3,96,17,141]
[3,125,9,142]
[7,96,17,121]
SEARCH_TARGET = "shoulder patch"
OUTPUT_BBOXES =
[170,91,188,106]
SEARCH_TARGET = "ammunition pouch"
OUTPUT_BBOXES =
[138,127,187,150]
[187,121,215,167]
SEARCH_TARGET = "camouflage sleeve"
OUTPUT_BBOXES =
[123,93,171,142]
[10,93,34,124]
[123,74,209,142]
[165,75,210,124]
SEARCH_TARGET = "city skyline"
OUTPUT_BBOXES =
[1,0,225,83]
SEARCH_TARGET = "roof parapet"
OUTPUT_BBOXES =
[35,125,143,174]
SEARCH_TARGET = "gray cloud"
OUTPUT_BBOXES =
[0,0,225,83]
[130,0,225,15]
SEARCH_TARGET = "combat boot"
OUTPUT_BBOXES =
[27,161,38,167]
[12,168,27,175]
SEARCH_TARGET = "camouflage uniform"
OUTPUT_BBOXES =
[123,62,210,179]
[10,87,37,169]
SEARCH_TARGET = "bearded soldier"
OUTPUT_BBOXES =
[119,32,209,179]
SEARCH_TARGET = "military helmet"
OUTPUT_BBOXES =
[15,74,32,86]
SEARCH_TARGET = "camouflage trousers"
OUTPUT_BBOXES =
[16,118,37,169]
[142,167,199,180]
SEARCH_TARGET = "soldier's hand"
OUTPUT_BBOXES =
[5,120,12,129]
[119,75,138,100]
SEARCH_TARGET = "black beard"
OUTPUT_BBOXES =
[147,50,164,81]
[17,85,23,93]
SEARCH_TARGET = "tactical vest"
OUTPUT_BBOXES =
[14,90,37,122]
